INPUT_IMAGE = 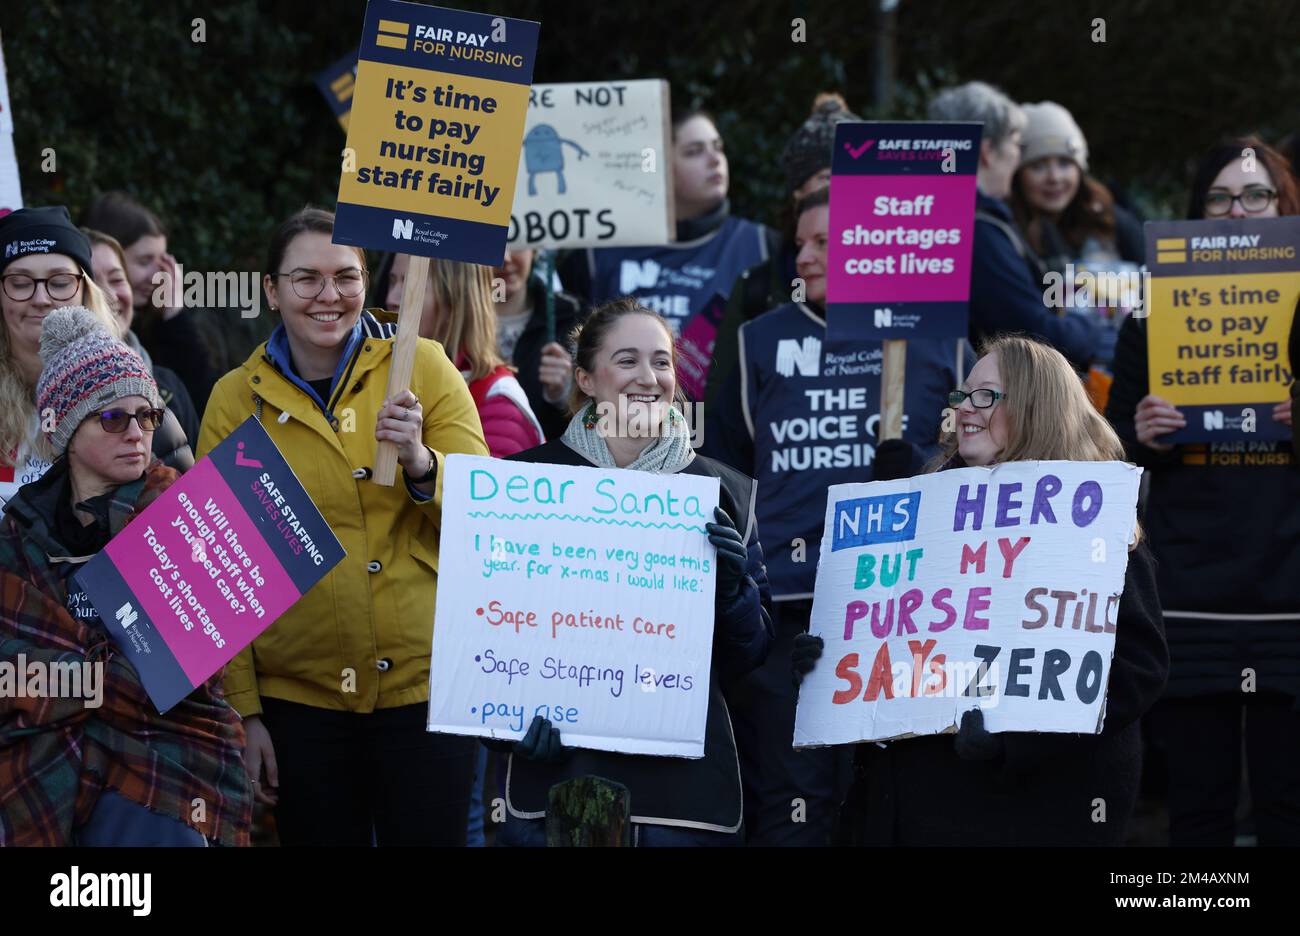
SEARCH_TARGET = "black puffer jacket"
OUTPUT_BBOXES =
[1106,313,1300,701]
[854,541,1167,846]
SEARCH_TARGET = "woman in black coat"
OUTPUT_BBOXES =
[798,334,1168,845]
[492,298,773,846]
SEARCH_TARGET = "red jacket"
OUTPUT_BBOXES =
[467,364,545,457]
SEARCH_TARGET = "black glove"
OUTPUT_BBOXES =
[792,633,824,688]
[872,439,920,482]
[953,708,1003,762]
[515,715,568,763]
[705,506,748,604]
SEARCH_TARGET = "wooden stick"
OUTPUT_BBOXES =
[879,339,907,442]
[374,253,428,486]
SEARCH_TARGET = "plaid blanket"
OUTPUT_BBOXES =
[0,461,251,846]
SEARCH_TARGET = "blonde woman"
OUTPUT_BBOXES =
[794,335,1168,845]
[0,207,192,506]
[387,254,543,457]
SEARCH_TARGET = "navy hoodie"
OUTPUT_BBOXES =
[971,191,1099,369]
[702,301,959,600]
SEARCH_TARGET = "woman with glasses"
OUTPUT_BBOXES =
[0,306,250,845]
[795,335,1168,845]
[196,207,489,845]
[0,207,194,509]
[1106,137,1300,845]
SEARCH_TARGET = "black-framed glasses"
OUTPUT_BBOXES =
[1,271,84,302]
[949,389,1008,409]
[1203,187,1277,217]
[273,268,368,300]
[92,407,165,433]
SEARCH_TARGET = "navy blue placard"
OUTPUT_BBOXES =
[71,563,194,714]
[360,0,539,87]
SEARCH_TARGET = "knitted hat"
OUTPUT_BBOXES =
[36,306,161,457]
[1019,101,1089,172]
[781,93,861,193]
[0,206,94,278]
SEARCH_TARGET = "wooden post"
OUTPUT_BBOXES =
[879,339,907,442]
[373,253,428,486]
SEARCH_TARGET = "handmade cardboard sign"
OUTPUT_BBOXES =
[793,460,1142,746]
[507,79,673,249]
[427,454,720,757]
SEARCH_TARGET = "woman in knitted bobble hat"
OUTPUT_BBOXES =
[0,306,252,846]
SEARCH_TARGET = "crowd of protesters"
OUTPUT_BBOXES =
[0,77,1297,848]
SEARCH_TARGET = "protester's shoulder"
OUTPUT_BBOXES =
[207,345,265,409]
[506,437,579,465]
[691,452,756,489]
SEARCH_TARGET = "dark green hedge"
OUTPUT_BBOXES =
[6,0,1300,272]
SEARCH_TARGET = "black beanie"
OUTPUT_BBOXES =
[0,206,95,278]
[780,93,862,193]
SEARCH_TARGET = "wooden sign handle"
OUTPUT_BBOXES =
[879,339,907,443]
[374,254,429,486]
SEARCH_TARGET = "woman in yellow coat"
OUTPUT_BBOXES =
[197,208,488,845]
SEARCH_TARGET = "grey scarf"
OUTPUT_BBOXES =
[560,404,695,474]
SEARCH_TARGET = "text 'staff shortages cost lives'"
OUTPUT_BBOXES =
[826,121,981,343]
[334,0,539,266]
[1145,215,1300,442]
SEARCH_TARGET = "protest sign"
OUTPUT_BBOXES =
[676,292,726,401]
[333,0,539,265]
[826,121,981,344]
[427,454,720,757]
[793,460,1142,747]
[1145,216,1300,442]
[75,418,346,713]
[507,80,673,249]
[315,52,358,131]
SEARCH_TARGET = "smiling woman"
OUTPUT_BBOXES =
[0,304,251,846]
[195,206,490,847]
[0,207,193,507]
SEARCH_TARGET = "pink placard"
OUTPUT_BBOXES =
[826,174,977,304]
[103,457,301,685]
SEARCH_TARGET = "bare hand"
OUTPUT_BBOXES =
[1135,394,1185,451]
[538,342,572,404]
[1273,396,1293,427]
[242,715,279,806]
[158,252,183,320]
[376,389,430,476]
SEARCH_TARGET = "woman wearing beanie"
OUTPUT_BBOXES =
[1009,101,1144,401]
[0,207,194,509]
[0,306,251,846]
[494,298,772,846]
[196,207,489,846]
[1106,137,1300,846]
[559,106,772,340]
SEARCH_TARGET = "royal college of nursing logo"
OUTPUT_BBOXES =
[775,336,822,377]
